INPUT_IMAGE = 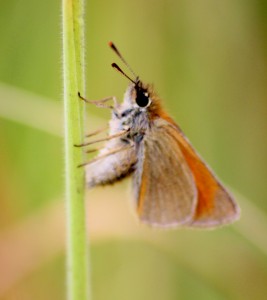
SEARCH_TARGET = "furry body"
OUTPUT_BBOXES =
[86,83,151,187]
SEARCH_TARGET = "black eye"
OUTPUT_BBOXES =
[136,90,149,107]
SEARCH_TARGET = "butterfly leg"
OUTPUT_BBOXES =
[78,92,119,109]
[78,144,134,167]
[85,147,102,154]
[84,125,109,138]
[74,129,130,147]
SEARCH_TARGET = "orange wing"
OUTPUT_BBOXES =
[168,122,240,227]
[134,117,240,228]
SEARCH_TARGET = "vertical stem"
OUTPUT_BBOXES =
[62,0,90,299]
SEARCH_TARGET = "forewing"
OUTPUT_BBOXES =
[133,123,198,227]
[168,122,240,227]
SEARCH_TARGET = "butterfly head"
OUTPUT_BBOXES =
[125,80,152,108]
[109,42,163,120]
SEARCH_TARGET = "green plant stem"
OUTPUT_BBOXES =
[62,0,90,299]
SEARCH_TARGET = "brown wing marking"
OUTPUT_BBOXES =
[134,124,198,227]
[170,126,240,227]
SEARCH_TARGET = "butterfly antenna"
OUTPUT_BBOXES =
[109,41,138,79]
[111,63,136,84]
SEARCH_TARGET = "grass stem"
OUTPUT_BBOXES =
[62,0,90,299]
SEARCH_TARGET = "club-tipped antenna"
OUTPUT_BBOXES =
[111,63,136,84]
[109,41,137,79]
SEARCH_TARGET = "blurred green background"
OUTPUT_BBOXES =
[0,0,267,299]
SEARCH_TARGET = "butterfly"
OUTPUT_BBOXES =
[77,42,240,228]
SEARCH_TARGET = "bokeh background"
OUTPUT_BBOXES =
[1,0,267,299]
